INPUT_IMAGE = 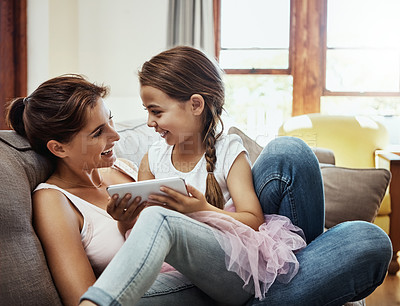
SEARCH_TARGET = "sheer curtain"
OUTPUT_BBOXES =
[167,0,215,57]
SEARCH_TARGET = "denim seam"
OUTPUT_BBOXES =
[256,172,299,225]
[142,283,194,297]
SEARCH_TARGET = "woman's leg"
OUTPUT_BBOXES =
[252,136,325,243]
[249,221,392,306]
[80,206,252,306]
[137,271,217,306]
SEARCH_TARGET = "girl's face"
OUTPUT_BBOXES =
[140,86,203,147]
[62,98,120,170]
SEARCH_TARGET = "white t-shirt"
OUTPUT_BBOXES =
[148,134,248,208]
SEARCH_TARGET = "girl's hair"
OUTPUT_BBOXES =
[6,74,109,158]
[139,46,226,209]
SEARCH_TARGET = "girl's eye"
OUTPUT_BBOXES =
[93,128,103,138]
[151,110,161,115]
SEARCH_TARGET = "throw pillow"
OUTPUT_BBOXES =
[228,126,263,164]
[321,166,391,228]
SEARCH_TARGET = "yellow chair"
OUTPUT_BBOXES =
[278,113,400,274]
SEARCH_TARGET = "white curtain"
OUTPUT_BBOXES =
[167,0,215,57]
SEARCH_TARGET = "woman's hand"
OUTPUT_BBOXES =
[148,184,212,214]
[106,194,147,235]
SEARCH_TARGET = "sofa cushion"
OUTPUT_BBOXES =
[321,166,391,228]
[114,120,161,166]
[0,131,61,305]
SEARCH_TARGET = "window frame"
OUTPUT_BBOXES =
[322,0,400,97]
[214,0,294,76]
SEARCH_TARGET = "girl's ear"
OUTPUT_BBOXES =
[189,94,205,116]
[47,140,67,158]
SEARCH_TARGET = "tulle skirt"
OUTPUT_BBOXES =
[186,211,306,300]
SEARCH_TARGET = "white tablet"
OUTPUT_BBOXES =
[106,177,188,205]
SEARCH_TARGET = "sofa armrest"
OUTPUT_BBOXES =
[376,150,400,274]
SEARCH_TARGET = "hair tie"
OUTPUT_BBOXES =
[23,97,28,106]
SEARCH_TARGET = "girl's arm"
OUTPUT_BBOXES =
[223,151,265,229]
[32,189,96,306]
[148,152,265,231]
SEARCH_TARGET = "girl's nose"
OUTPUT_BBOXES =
[147,117,156,128]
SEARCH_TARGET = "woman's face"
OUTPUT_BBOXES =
[62,98,120,170]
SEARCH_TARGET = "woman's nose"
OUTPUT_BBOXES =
[109,125,120,142]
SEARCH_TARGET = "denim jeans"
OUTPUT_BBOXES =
[81,137,392,306]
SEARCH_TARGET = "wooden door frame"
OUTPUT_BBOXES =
[0,0,27,129]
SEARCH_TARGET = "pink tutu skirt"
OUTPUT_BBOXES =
[186,211,306,300]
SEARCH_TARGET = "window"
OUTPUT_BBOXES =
[219,0,291,72]
[325,0,400,94]
[322,0,400,144]
[217,0,292,142]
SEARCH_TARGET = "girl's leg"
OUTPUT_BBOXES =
[252,136,324,243]
[249,221,392,306]
[80,206,252,306]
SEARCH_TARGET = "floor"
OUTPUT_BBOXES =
[365,270,400,305]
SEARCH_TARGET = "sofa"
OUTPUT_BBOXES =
[278,113,400,274]
[0,119,390,305]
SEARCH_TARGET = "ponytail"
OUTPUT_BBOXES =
[5,97,27,137]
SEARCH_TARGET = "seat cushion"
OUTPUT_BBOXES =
[114,120,161,165]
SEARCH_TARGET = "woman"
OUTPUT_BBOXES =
[6,75,214,306]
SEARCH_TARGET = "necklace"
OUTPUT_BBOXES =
[52,174,104,188]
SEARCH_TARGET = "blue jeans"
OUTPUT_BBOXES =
[81,137,392,306]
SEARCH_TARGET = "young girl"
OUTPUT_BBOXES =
[136,46,306,298]
[80,47,391,306]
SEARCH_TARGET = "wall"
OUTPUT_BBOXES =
[27,0,168,122]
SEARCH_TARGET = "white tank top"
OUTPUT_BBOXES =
[34,159,138,277]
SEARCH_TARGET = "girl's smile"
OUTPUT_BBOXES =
[140,85,204,151]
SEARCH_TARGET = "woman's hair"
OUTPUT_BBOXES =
[6,74,109,157]
[139,46,226,209]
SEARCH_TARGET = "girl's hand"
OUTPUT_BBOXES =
[148,184,211,214]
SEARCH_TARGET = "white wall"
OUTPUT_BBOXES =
[27,0,168,122]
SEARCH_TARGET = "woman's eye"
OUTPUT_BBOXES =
[93,128,103,138]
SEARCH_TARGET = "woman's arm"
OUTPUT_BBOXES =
[32,189,96,306]
[106,153,154,236]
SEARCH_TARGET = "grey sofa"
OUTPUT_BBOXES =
[0,121,390,305]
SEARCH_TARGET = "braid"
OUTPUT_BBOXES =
[204,117,224,209]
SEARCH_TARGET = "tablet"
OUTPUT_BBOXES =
[106,177,188,205]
